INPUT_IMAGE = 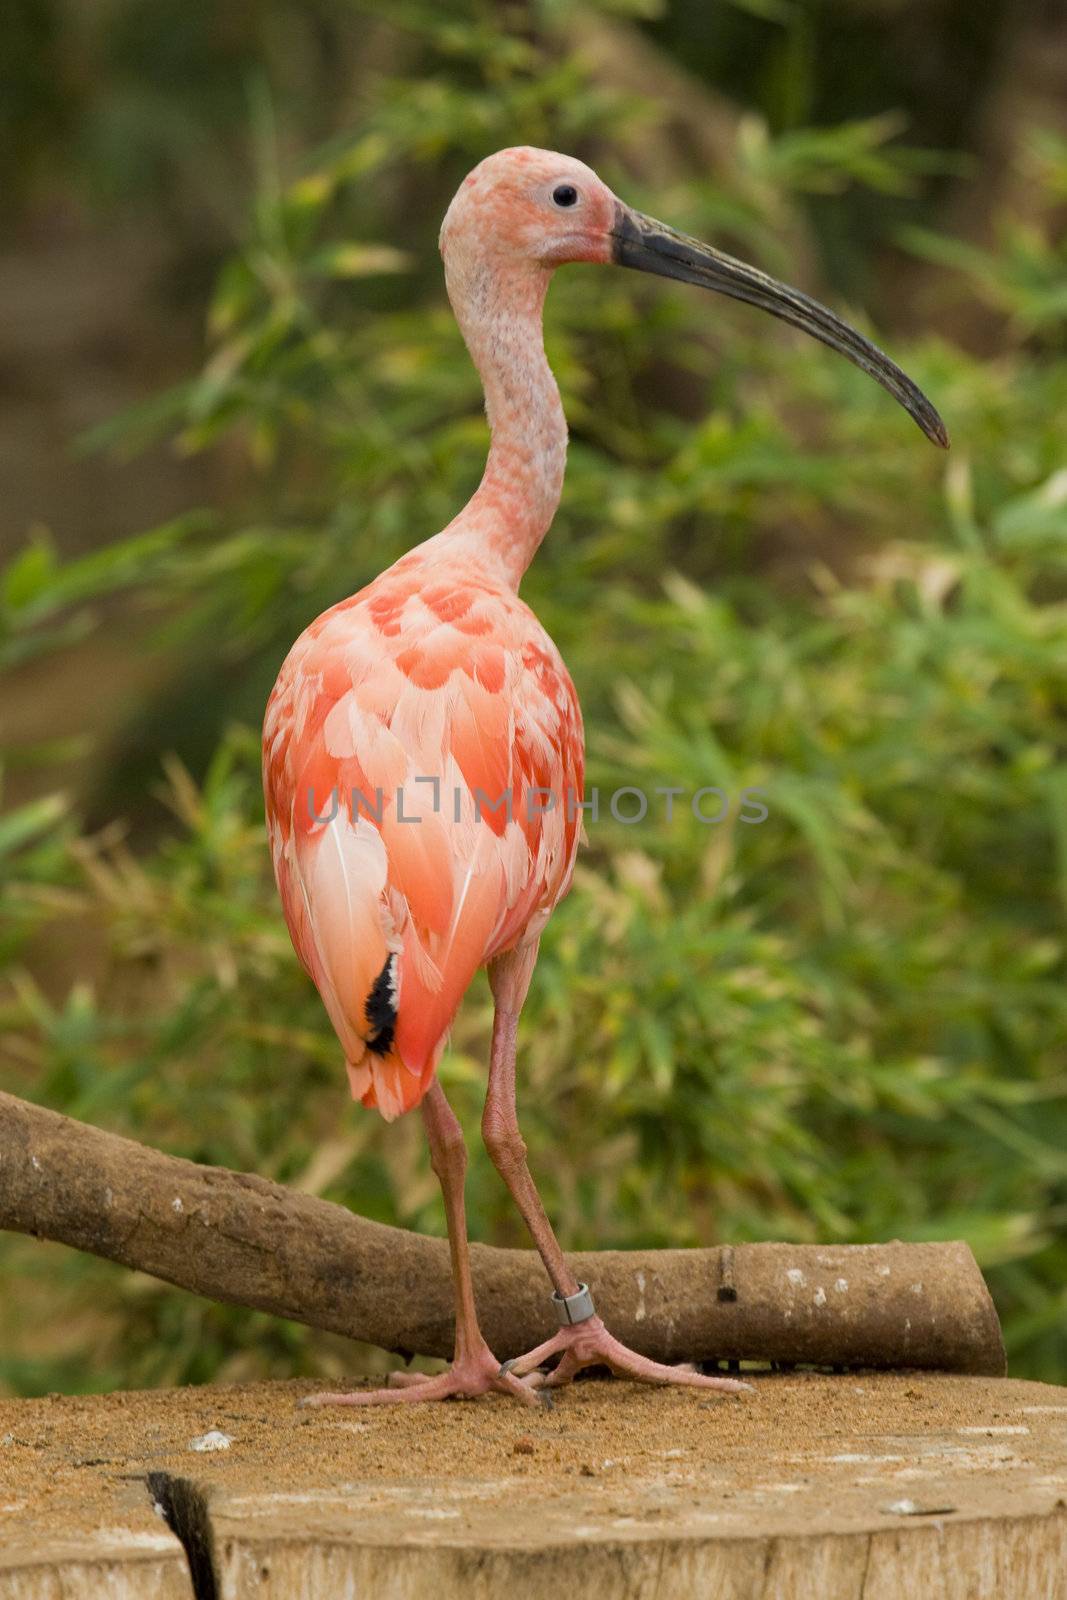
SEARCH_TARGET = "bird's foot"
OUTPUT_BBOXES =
[297,1341,540,1408]
[504,1314,753,1396]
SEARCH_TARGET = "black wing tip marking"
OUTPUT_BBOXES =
[365,953,397,1057]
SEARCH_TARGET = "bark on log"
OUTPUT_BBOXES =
[0,1090,1005,1374]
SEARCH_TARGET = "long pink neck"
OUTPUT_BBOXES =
[435,259,566,590]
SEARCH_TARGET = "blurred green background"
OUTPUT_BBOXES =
[2,0,1066,1395]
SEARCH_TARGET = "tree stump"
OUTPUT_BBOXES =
[2,1373,1065,1598]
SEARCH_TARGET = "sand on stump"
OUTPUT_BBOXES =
[1,1372,1066,1599]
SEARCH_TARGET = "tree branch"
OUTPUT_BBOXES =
[0,1091,1005,1373]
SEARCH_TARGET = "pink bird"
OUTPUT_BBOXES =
[263,147,946,1406]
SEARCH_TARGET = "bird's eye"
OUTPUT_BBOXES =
[552,184,579,208]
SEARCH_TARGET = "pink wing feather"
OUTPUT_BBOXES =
[263,555,583,1119]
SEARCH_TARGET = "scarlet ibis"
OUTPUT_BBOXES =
[263,147,946,1405]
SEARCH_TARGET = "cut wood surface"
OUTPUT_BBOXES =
[0,1092,1006,1373]
[1,1374,1066,1599]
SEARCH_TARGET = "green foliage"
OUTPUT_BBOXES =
[899,132,1067,343]
[2,2,1066,1392]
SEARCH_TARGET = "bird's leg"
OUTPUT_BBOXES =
[481,1004,582,1301]
[301,1079,536,1408]
[483,957,750,1397]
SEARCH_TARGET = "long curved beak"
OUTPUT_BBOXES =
[612,204,948,448]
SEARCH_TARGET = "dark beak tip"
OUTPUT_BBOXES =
[924,413,950,450]
[614,201,950,453]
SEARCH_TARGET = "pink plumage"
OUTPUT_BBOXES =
[263,561,583,1120]
[264,146,941,1407]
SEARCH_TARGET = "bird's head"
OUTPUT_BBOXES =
[440,147,617,272]
[441,145,947,448]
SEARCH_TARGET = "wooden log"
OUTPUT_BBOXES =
[0,1090,1005,1373]
[0,1457,192,1600]
[2,1375,1065,1599]
[0,1548,193,1600]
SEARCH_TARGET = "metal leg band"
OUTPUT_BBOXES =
[552,1282,596,1326]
